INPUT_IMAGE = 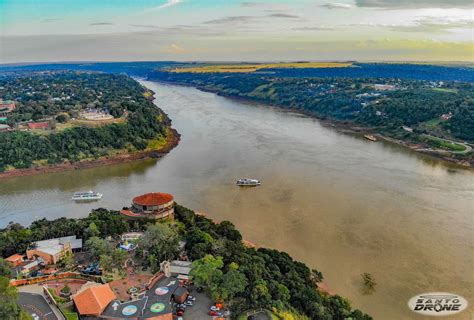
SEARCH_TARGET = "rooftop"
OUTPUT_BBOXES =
[5,253,23,262]
[73,284,116,316]
[30,235,82,255]
[27,122,49,130]
[132,192,174,206]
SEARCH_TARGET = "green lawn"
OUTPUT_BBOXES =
[432,88,458,94]
[423,136,466,152]
[59,304,79,320]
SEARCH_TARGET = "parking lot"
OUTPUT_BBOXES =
[181,290,214,319]
[18,292,58,320]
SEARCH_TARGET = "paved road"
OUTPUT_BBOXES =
[19,292,58,320]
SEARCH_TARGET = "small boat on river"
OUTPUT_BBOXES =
[236,178,261,187]
[364,134,377,142]
[72,191,102,201]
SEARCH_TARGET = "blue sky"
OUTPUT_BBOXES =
[0,0,472,63]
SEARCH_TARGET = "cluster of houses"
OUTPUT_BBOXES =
[0,98,52,132]
[4,192,217,319]
[5,235,83,278]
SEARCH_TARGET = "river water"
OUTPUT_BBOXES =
[1,81,473,319]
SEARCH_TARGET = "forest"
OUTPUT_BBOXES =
[149,71,474,145]
[0,72,169,170]
[0,206,372,320]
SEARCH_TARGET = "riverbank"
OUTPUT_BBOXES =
[0,125,180,180]
[153,80,472,168]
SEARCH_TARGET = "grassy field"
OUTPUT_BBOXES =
[432,88,458,93]
[171,62,353,73]
[422,135,467,152]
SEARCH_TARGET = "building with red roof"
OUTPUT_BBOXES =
[121,192,174,220]
[5,253,24,267]
[27,122,49,130]
[0,100,16,117]
[73,284,116,317]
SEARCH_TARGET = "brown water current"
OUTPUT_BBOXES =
[0,81,472,319]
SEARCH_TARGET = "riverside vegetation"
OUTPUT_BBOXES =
[0,205,372,319]
[0,72,171,171]
[150,67,474,165]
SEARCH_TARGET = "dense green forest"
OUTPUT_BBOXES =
[0,206,372,319]
[150,71,474,147]
[0,72,169,170]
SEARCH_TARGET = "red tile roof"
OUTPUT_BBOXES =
[27,122,49,130]
[120,209,143,217]
[132,192,174,206]
[73,284,116,316]
[6,253,23,263]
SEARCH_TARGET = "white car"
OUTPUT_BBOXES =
[210,306,220,311]
[31,314,40,320]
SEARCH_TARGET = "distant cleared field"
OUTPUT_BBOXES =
[171,62,353,73]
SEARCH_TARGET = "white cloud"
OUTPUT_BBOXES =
[320,3,353,9]
[146,0,183,12]
[165,43,186,54]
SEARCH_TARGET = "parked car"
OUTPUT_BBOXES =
[32,314,40,320]
[210,306,220,311]
[187,295,196,301]
[209,310,219,316]
[177,310,184,316]
[185,301,193,306]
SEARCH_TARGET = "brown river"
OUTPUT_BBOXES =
[1,81,473,319]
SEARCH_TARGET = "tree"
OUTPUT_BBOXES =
[139,223,180,263]
[58,253,75,270]
[85,222,100,238]
[0,276,23,319]
[216,262,247,303]
[55,114,68,123]
[111,249,128,276]
[190,255,224,290]
[361,273,376,294]
[61,284,71,296]
[0,259,10,277]
[311,268,324,283]
[86,237,111,261]
[100,254,113,273]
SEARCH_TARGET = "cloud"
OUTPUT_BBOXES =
[349,16,474,33]
[267,13,300,19]
[387,17,474,33]
[90,22,113,26]
[203,16,255,25]
[241,2,261,7]
[146,0,183,12]
[292,26,335,31]
[320,3,353,9]
[203,13,301,25]
[355,0,473,9]
[164,43,186,54]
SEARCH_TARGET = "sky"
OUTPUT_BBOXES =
[0,0,473,63]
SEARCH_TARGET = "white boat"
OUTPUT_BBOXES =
[72,190,102,201]
[236,178,261,187]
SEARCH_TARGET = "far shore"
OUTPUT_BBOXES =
[0,127,180,180]
[150,79,472,169]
